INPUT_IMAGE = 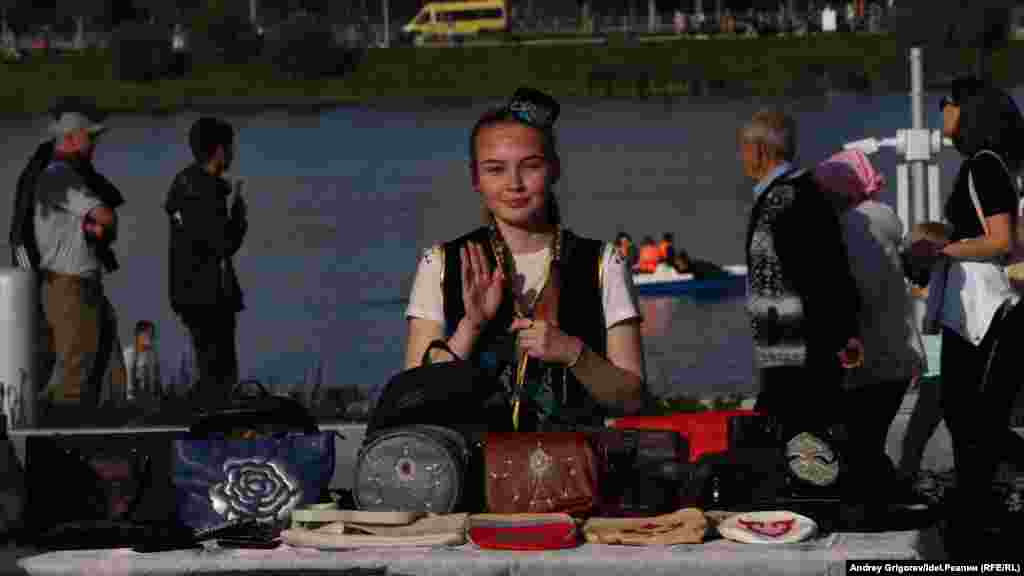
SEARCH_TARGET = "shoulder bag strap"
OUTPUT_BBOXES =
[421,339,461,366]
[967,161,990,237]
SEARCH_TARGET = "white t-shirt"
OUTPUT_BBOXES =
[406,242,642,330]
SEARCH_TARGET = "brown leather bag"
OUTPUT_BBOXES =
[483,432,598,517]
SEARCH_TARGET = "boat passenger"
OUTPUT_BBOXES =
[614,231,638,270]
[657,232,675,263]
[404,87,647,431]
[671,249,726,279]
[912,76,1024,541]
[635,236,660,274]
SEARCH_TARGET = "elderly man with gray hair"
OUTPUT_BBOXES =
[740,109,863,455]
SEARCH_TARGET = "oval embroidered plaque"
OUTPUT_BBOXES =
[718,510,817,544]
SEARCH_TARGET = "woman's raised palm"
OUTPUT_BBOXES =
[461,242,505,328]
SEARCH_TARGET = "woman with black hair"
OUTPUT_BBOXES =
[913,77,1024,540]
[403,88,647,432]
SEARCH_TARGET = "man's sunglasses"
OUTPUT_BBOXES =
[505,87,560,129]
[939,96,956,112]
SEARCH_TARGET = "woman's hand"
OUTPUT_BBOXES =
[909,237,946,262]
[509,318,584,365]
[838,337,865,369]
[461,242,505,331]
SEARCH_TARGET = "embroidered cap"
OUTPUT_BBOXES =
[505,87,560,129]
[718,510,817,544]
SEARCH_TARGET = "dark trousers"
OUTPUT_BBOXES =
[756,360,842,436]
[940,302,1024,504]
[842,377,911,484]
[181,309,239,407]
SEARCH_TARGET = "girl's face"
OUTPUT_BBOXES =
[472,122,556,229]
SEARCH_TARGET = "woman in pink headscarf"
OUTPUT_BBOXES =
[814,149,926,500]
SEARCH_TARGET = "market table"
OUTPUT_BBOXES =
[18,528,944,576]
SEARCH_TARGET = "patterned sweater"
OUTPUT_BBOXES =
[745,168,860,369]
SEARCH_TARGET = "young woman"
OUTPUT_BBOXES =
[913,77,1024,536]
[403,88,647,432]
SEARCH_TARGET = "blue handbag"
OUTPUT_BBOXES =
[171,432,336,532]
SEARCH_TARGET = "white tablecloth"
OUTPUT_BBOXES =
[18,529,944,576]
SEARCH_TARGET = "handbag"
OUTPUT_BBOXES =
[582,508,708,545]
[482,432,598,517]
[282,512,468,550]
[24,432,185,550]
[587,428,690,517]
[172,432,336,532]
[610,410,764,463]
[468,513,580,550]
[923,152,1020,337]
[173,382,335,532]
[353,425,473,514]
[189,379,319,439]
[367,340,507,438]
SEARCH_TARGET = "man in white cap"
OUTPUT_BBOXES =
[34,98,127,418]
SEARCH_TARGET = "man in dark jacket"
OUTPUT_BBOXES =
[166,117,247,407]
[739,109,863,438]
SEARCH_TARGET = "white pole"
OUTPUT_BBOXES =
[910,46,925,230]
[928,164,941,222]
[897,163,910,236]
[649,0,656,32]
[383,0,390,47]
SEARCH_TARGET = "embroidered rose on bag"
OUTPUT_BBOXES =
[210,458,303,523]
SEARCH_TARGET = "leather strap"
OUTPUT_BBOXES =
[422,339,461,366]
[291,509,423,526]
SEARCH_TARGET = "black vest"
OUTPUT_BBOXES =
[442,227,606,431]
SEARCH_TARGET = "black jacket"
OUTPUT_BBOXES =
[165,164,247,313]
[10,140,124,272]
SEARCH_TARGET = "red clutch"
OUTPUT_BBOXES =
[610,410,763,463]
[468,513,579,551]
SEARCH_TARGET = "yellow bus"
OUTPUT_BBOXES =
[402,1,508,41]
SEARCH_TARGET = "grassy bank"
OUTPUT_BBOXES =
[2,37,1022,115]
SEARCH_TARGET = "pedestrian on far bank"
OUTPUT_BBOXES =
[739,109,863,441]
[814,148,926,495]
[33,99,128,420]
[166,117,248,407]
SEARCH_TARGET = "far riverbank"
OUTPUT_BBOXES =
[2,36,1022,116]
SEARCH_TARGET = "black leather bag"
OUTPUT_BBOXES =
[367,340,506,437]
[23,432,188,550]
[189,379,319,439]
[588,428,691,517]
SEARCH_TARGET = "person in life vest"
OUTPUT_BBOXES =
[657,233,675,263]
[636,236,660,274]
[404,87,648,431]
